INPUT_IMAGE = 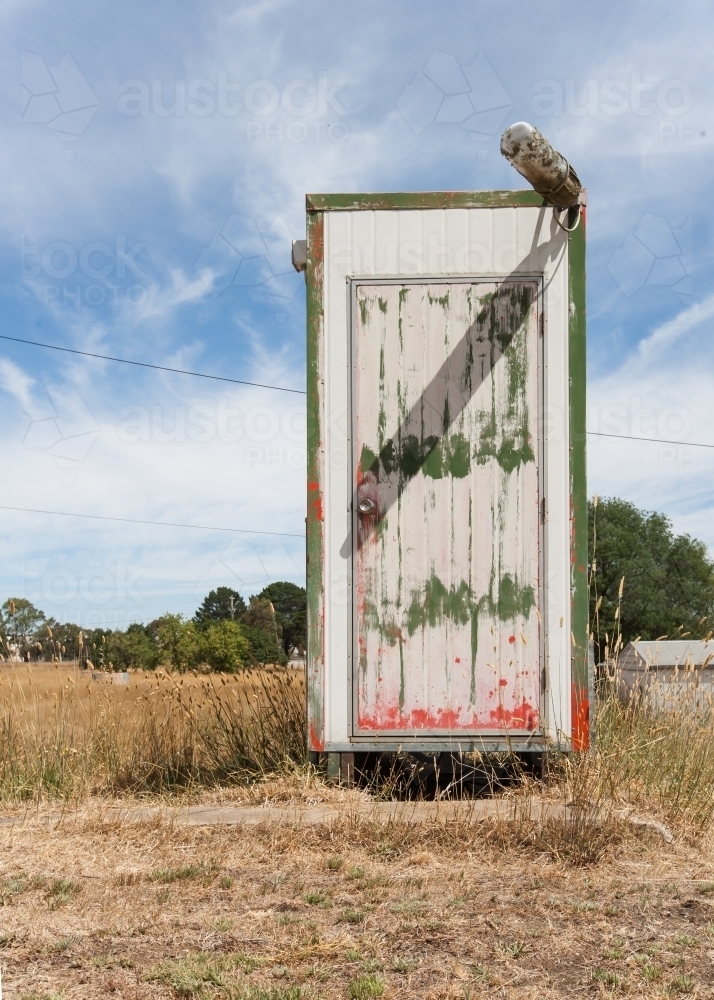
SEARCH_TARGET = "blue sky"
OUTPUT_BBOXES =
[0,0,712,629]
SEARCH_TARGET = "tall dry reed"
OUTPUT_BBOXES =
[0,665,306,800]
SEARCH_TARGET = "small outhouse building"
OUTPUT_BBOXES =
[301,189,588,772]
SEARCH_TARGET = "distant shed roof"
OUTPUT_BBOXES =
[621,640,714,669]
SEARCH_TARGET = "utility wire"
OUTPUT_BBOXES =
[0,504,305,538]
[588,431,714,450]
[0,333,306,395]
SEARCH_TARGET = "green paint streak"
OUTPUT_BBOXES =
[405,573,472,636]
[371,569,536,709]
[360,444,377,475]
[470,613,478,705]
[359,296,369,327]
[378,297,388,313]
[569,211,589,728]
[305,210,325,746]
[363,599,401,647]
[361,283,538,489]
[428,291,450,308]
[404,571,535,634]
[399,638,405,712]
[398,286,408,352]
[494,574,535,620]
[421,432,471,480]
[306,191,546,212]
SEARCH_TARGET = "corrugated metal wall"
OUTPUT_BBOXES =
[315,204,573,748]
[353,280,541,733]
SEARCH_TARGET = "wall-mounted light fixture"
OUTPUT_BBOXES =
[501,122,583,229]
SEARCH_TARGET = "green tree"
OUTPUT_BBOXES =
[197,620,250,672]
[194,587,246,628]
[257,582,306,657]
[108,624,160,670]
[1,598,46,644]
[51,621,82,661]
[240,597,287,666]
[589,497,714,661]
[153,614,201,671]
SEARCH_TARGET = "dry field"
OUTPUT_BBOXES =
[4,664,714,997]
[0,663,306,798]
[0,663,296,725]
[2,803,714,999]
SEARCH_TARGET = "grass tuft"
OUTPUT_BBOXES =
[348,974,385,999]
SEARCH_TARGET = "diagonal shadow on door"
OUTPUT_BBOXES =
[342,279,538,555]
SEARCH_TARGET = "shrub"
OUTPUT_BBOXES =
[198,621,250,672]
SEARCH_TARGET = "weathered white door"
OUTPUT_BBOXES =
[352,280,541,735]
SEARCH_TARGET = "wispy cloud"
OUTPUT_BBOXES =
[632,294,714,367]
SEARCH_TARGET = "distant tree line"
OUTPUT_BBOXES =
[0,582,306,673]
[589,497,714,661]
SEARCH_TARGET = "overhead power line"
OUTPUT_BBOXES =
[0,504,305,538]
[0,333,306,395]
[588,431,714,451]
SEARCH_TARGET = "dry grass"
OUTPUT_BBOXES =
[1,808,714,999]
[4,662,714,996]
[0,663,306,800]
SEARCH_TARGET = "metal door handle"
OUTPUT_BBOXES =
[357,497,377,515]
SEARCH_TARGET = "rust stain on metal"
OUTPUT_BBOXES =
[353,280,541,734]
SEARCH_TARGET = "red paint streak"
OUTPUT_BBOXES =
[308,721,324,752]
[488,700,539,731]
[508,634,516,645]
[571,683,590,751]
[455,657,461,664]
[358,700,539,733]
[307,480,323,522]
[499,678,508,687]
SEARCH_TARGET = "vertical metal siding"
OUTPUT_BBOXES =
[309,200,576,749]
[353,280,541,733]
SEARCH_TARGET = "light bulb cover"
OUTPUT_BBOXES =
[500,122,582,208]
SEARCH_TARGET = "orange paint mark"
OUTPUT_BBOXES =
[455,657,461,664]
[571,683,590,751]
[508,635,516,644]
[308,721,324,752]
[499,678,508,687]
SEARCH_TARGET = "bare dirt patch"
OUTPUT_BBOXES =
[2,806,714,999]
